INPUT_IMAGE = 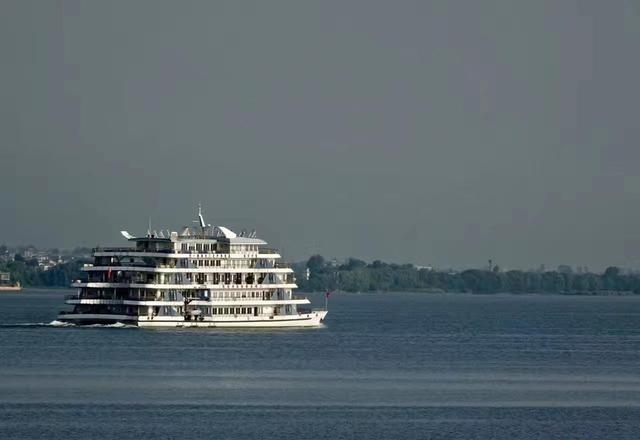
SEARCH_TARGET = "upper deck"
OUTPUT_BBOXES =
[101,206,281,258]
[86,208,292,276]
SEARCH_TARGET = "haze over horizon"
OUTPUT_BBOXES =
[1,1,639,271]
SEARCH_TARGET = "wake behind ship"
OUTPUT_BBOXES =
[58,208,327,328]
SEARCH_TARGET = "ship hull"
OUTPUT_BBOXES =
[57,311,327,328]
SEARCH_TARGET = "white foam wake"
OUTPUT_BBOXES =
[85,322,137,329]
[0,320,75,328]
[0,321,136,328]
[48,320,75,327]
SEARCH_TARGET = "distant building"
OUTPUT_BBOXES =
[0,272,19,288]
[414,265,433,271]
[538,264,546,273]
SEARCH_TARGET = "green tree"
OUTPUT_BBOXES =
[306,255,326,273]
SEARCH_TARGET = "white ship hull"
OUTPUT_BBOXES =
[57,310,327,328]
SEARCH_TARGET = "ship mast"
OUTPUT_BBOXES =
[195,203,211,238]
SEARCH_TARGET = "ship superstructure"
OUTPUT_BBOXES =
[58,208,327,327]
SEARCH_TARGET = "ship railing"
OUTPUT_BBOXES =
[90,263,160,269]
[76,280,298,287]
[256,279,296,285]
[274,262,291,269]
[67,295,300,303]
[71,279,88,284]
[188,297,293,302]
[93,247,136,253]
[259,248,280,255]
[93,247,175,254]
[66,293,159,301]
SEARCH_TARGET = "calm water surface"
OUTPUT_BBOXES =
[1,290,639,439]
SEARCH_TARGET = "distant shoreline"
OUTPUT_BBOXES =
[301,289,640,296]
[296,256,640,295]
[3,252,639,296]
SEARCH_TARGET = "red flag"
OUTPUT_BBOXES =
[325,291,331,298]
[107,267,112,280]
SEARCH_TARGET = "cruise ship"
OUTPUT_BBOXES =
[58,208,327,328]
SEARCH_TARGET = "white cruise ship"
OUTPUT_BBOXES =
[58,208,327,328]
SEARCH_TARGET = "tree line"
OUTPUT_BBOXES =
[295,255,640,295]
[3,251,639,295]
[0,258,87,288]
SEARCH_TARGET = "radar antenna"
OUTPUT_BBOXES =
[120,231,136,240]
[197,204,206,229]
[193,204,212,238]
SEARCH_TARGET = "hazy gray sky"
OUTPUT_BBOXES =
[1,1,639,270]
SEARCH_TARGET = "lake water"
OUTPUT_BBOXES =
[1,290,639,439]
